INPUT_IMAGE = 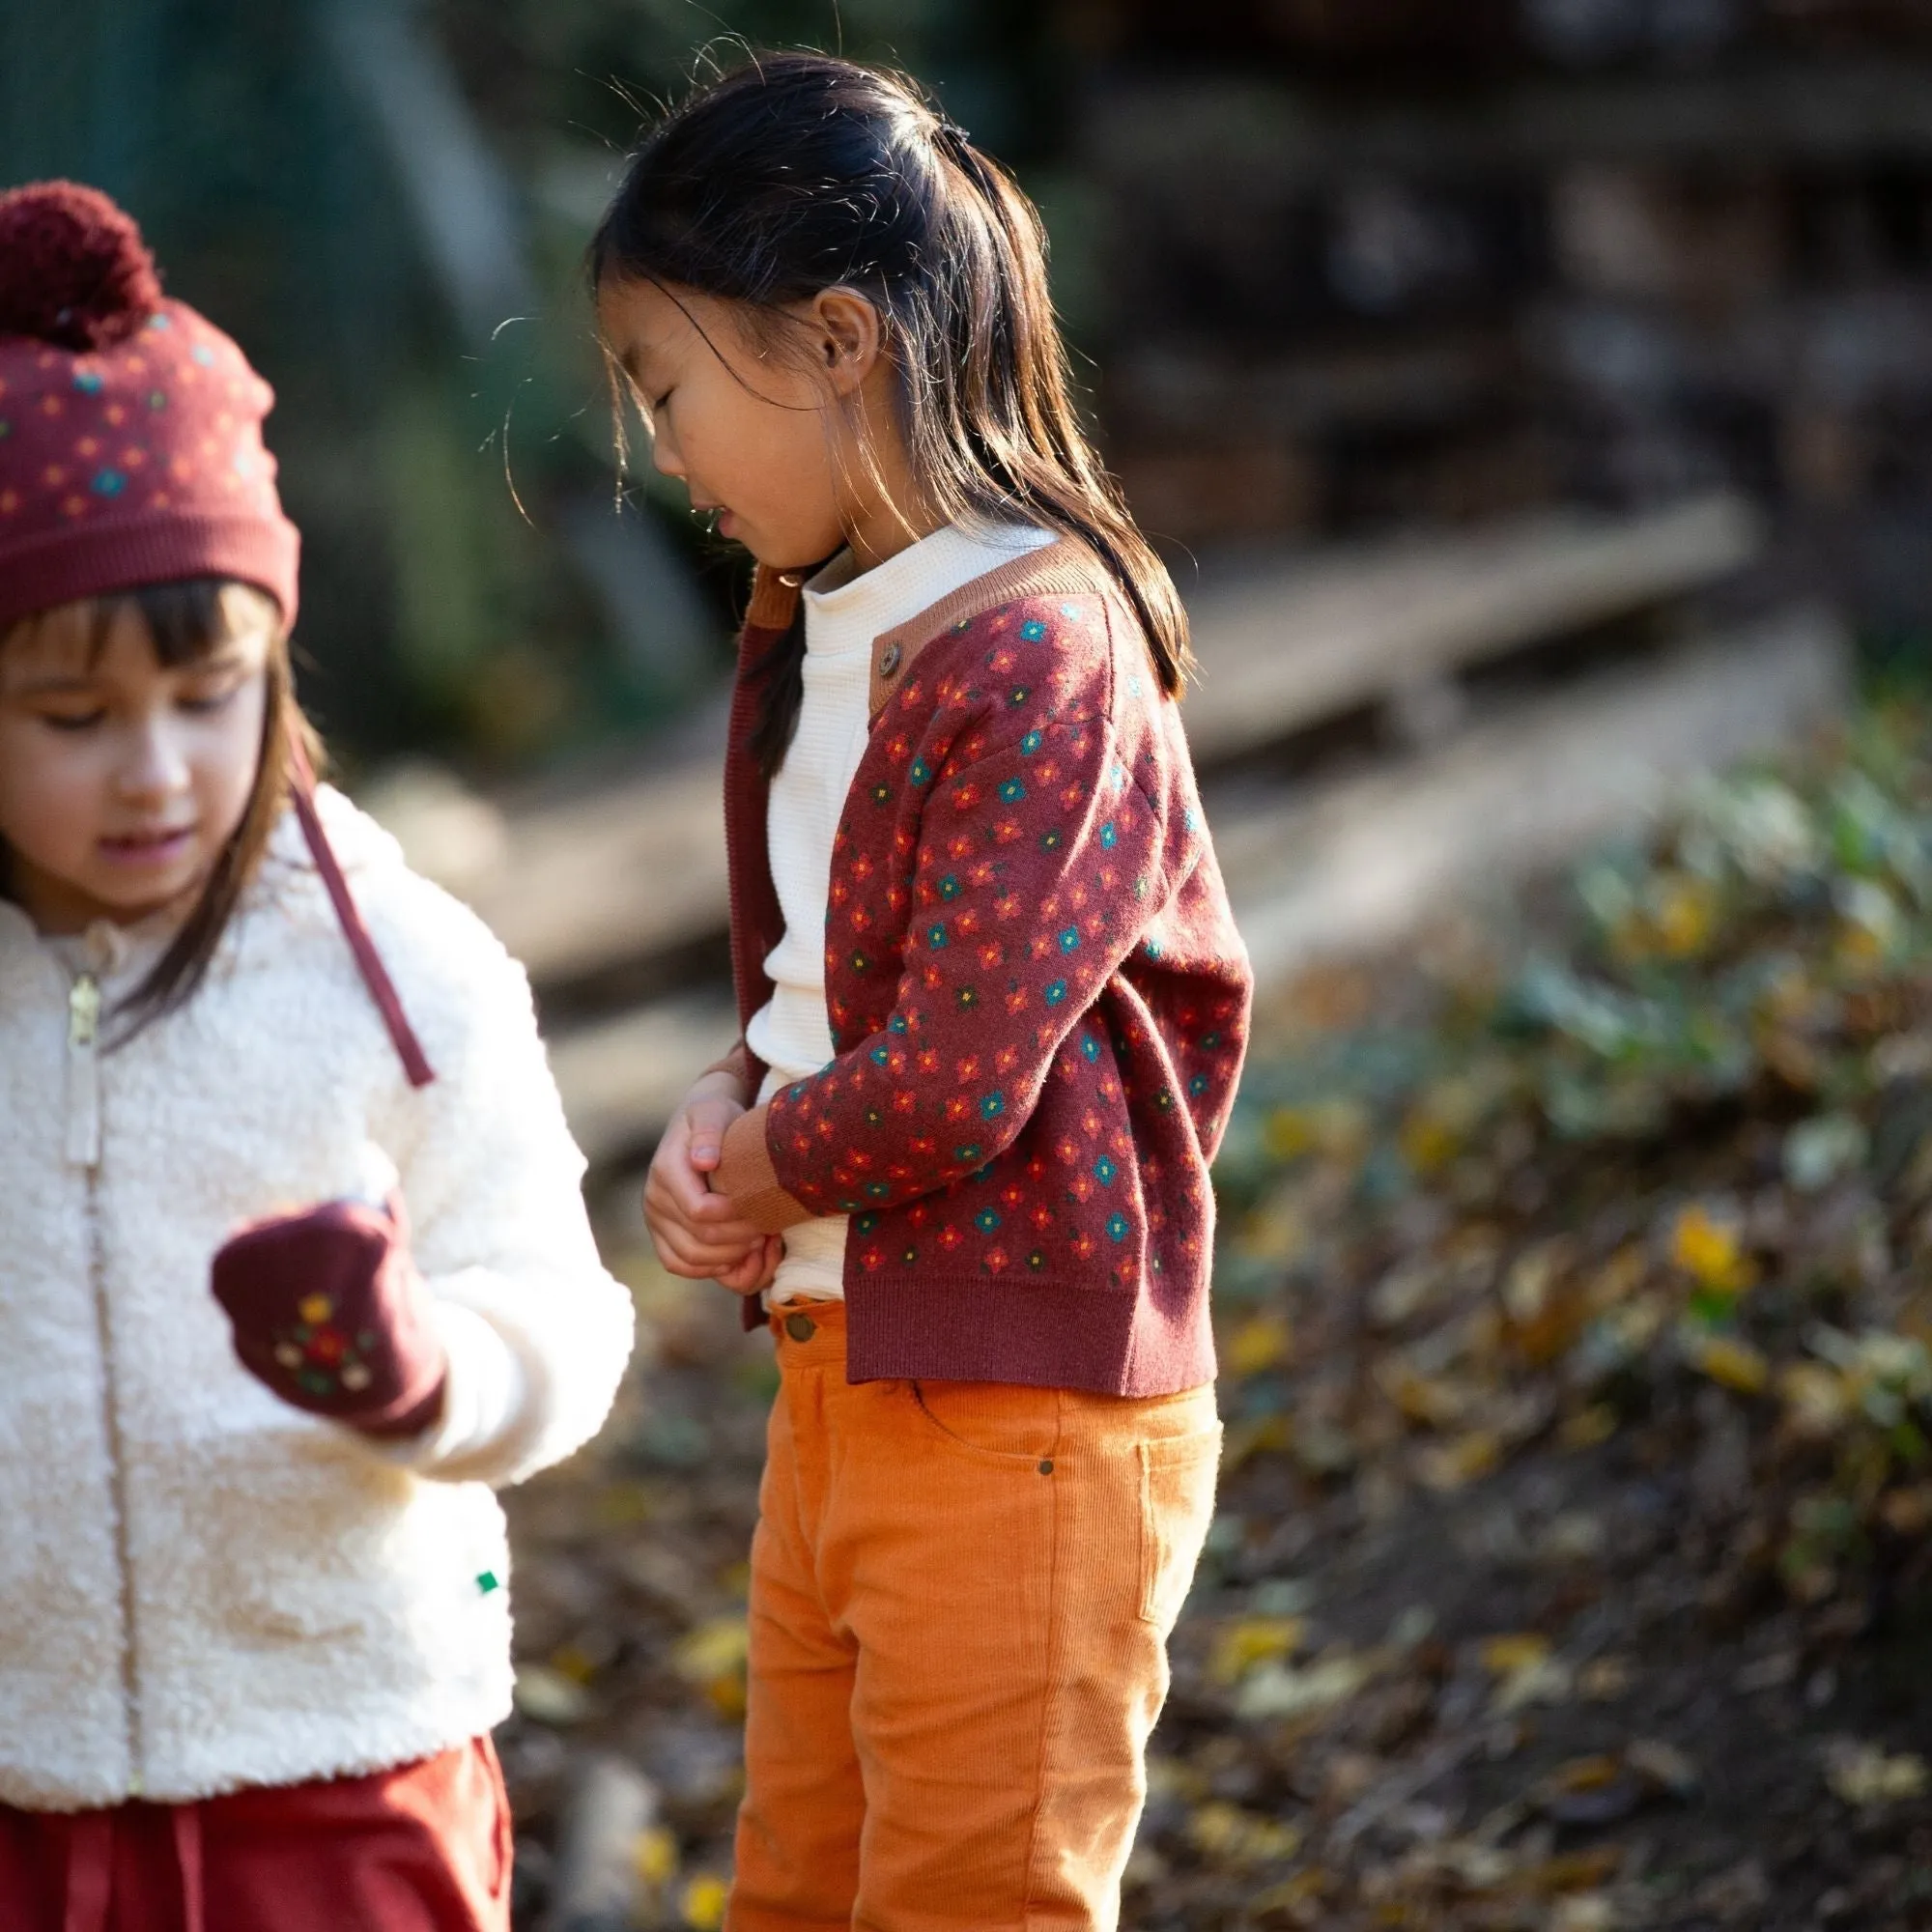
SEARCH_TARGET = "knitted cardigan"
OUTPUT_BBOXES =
[0,791,634,1809]
[712,536,1253,1393]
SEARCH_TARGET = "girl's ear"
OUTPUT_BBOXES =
[810,286,884,397]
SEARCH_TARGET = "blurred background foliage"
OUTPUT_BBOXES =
[0,0,1060,770]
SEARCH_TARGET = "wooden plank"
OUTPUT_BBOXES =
[1180,492,1763,763]
[1213,604,1850,987]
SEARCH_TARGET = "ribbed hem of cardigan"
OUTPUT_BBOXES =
[843,1277,1218,1397]
[717,1102,814,1233]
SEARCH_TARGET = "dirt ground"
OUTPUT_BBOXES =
[499,712,1932,1931]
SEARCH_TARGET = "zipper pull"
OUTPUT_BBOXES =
[67,971,102,1169]
[70,974,101,1048]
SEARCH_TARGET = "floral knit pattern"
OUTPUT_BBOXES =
[724,559,1252,1395]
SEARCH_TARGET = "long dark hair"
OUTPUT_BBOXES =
[590,51,1190,773]
[0,578,314,1040]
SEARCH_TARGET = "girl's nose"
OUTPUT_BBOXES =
[648,422,685,482]
[117,718,192,800]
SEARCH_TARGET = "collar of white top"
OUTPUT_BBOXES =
[802,521,1054,659]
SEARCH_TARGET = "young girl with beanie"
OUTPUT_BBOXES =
[0,181,634,1930]
[605,55,1253,1930]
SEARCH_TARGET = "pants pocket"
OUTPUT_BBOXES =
[1137,1421,1222,1630]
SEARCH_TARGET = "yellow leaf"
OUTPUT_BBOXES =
[1560,1404,1618,1450]
[1400,1108,1461,1176]
[1262,1106,1317,1161]
[1825,1740,1929,1806]
[680,1873,730,1929]
[673,1616,749,1683]
[1779,1361,1850,1438]
[1208,1616,1307,1687]
[1669,1204,1756,1295]
[1480,1633,1551,1676]
[1414,1430,1501,1492]
[548,1642,599,1686]
[634,1826,678,1887]
[1227,1313,1293,1378]
[1689,1332,1770,1395]
[1184,1800,1303,1867]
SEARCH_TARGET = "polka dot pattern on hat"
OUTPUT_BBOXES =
[0,184,299,636]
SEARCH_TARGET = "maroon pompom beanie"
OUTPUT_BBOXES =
[0,181,300,639]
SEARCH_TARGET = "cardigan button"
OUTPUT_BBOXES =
[879,641,902,677]
[784,1313,817,1342]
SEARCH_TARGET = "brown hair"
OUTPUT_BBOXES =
[589,51,1192,776]
[0,577,317,1040]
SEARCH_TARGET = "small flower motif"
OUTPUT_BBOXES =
[91,469,126,497]
[1009,685,1030,706]
[955,1143,982,1163]
[72,370,104,394]
[998,778,1026,804]
[889,1012,910,1034]
[871,783,891,805]
[1189,1072,1210,1096]
[975,1208,1003,1234]
[926,923,950,950]
[1106,1212,1129,1242]
[1080,1035,1101,1063]
[1020,729,1043,754]
[1044,979,1068,1007]
[1094,1155,1118,1185]
[1039,828,1063,852]
[980,1091,1006,1121]
[1028,1249,1048,1270]
[1058,927,1081,953]
[856,1212,880,1235]
[1019,619,1047,641]
[851,951,871,973]
[1099,820,1118,849]
[870,1043,891,1065]
[867,1180,892,1199]
[909,756,932,786]
[1145,937,1164,960]
[957,986,979,1009]
[938,873,962,899]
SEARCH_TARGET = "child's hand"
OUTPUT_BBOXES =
[211,1196,448,1437]
[644,1070,781,1287]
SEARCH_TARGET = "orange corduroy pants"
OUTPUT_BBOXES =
[729,1299,1221,1932]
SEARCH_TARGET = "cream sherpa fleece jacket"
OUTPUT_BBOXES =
[0,787,634,1810]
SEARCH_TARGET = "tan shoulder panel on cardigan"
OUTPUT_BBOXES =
[866,535,1114,718]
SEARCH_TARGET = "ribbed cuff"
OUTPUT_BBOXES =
[716,1103,814,1234]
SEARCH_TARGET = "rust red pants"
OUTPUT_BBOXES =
[0,1738,511,1932]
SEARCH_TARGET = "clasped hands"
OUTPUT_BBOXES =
[641,1069,782,1296]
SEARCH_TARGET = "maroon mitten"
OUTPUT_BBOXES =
[211,1197,446,1436]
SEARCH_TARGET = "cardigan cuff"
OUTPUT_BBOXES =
[697,1039,754,1102]
[716,1103,814,1234]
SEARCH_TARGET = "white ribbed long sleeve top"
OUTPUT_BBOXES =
[745,519,1055,1300]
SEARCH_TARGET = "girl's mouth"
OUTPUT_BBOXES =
[99,825,196,869]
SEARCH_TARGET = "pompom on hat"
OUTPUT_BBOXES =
[0,181,299,638]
